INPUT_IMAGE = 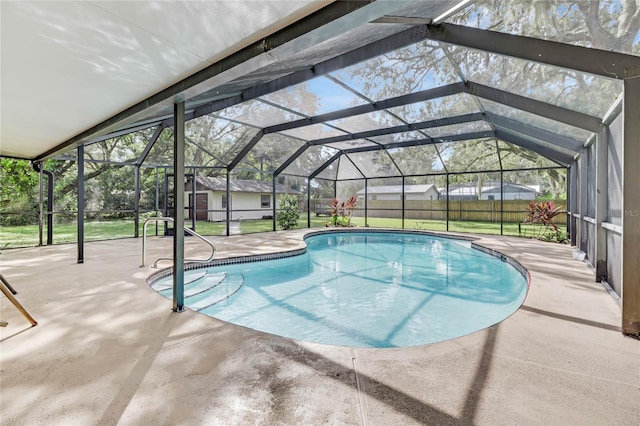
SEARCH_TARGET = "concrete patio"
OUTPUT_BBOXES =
[1,229,638,425]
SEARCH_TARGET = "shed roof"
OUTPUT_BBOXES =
[444,182,538,195]
[356,185,437,195]
[192,176,300,195]
[482,183,538,194]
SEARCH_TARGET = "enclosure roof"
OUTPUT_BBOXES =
[3,1,640,179]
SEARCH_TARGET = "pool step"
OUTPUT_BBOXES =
[150,270,207,292]
[157,272,227,298]
[186,273,245,312]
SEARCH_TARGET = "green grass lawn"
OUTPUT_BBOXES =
[238,214,328,233]
[0,214,558,249]
[1,220,144,248]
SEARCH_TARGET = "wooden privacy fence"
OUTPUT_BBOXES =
[310,199,567,225]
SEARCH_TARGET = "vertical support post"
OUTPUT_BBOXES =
[500,171,504,235]
[307,179,311,228]
[134,165,140,238]
[622,77,640,337]
[77,145,85,264]
[38,164,43,246]
[566,166,571,235]
[163,168,170,236]
[594,126,608,281]
[364,179,368,227]
[46,171,53,245]
[272,176,277,231]
[172,101,186,313]
[191,168,196,231]
[155,167,159,236]
[163,170,169,217]
[226,171,231,237]
[575,158,583,249]
[579,152,588,252]
[401,176,405,229]
[569,164,578,246]
[446,174,450,232]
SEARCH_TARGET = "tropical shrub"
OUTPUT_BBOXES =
[277,194,300,230]
[329,196,357,227]
[524,200,568,243]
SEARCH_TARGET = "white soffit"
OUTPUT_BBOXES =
[0,0,329,159]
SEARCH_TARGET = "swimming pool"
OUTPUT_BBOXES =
[149,231,528,347]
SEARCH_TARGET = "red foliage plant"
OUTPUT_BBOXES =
[524,201,565,233]
[329,196,358,226]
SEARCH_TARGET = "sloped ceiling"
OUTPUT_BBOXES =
[0,0,330,158]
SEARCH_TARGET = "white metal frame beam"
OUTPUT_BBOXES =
[485,113,583,153]
[426,23,640,81]
[622,77,640,337]
[263,83,466,134]
[466,82,602,133]
[494,129,573,166]
[594,126,608,281]
[308,112,484,146]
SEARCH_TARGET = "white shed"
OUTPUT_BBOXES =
[443,182,538,201]
[185,177,300,221]
[480,183,538,200]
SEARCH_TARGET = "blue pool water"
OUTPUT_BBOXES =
[150,232,528,347]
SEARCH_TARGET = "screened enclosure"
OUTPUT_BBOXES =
[1,0,639,336]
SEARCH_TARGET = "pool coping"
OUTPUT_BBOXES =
[148,228,531,290]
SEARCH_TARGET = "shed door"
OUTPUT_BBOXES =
[189,193,208,221]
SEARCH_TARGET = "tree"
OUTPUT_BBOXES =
[0,159,38,202]
[0,159,39,226]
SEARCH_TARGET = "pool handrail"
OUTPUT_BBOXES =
[141,217,215,268]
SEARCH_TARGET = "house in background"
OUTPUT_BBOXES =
[185,176,300,221]
[356,184,440,201]
[442,182,539,201]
